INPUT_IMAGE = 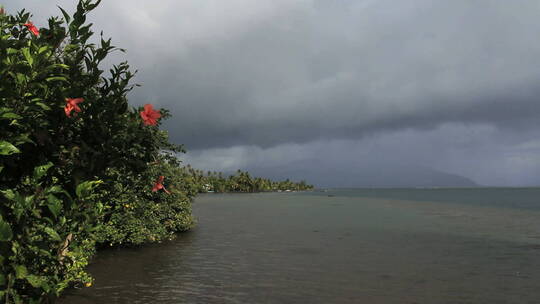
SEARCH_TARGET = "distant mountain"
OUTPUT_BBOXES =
[237,158,478,188]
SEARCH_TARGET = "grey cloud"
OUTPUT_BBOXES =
[134,0,540,149]
[5,0,540,186]
[7,0,540,149]
[184,123,540,187]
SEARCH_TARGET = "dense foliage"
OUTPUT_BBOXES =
[0,2,194,302]
[184,166,313,193]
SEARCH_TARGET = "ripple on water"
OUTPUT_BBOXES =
[60,191,540,304]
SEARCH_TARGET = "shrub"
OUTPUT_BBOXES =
[94,156,195,246]
[0,164,102,303]
[0,1,194,302]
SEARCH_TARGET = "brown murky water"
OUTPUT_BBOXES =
[60,189,540,304]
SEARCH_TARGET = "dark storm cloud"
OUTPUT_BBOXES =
[6,0,540,149]
[129,0,540,149]
[5,0,540,186]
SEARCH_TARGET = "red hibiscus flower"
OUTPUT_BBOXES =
[64,98,84,117]
[152,176,170,194]
[140,104,161,126]
[23,22,39,36]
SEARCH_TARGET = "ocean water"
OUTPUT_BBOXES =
[60,189,540,304]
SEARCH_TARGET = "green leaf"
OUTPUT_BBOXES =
[21,48,33,66]
[0,112,21,120]
[0,273,5,286]
[25,195,35,207]
[43,227,61,242]
[0,166,3,174]
[0,141,20,155]
[16,73,27,85]
[35,102,51,111]
[76,180,102,198]
[15,265,28,279]
[38,46,49,54]
[46,194,62,218]
[1,189,16,200]
[46,186,63,194]
[0,217,12,241]
[26,275,45,288]
[87,0,102,11]
[45,76,67,82]
[43,63,69,72]
[58,6,71,23]
[33,162,53,180]
[12,134,35,146]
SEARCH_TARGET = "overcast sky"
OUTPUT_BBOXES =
[6,0,540,186]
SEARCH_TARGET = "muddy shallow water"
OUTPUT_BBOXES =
[60,189,540,304]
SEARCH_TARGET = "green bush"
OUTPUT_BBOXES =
[0,1,194,302]
[94,157,195,246]
[0,164,102,303]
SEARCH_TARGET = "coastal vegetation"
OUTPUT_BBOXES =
[0,2,312,303]
[183,166,313,193]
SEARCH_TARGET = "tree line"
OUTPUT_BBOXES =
[183,166,313,193]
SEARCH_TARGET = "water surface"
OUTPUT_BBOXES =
[60,189,540,303]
